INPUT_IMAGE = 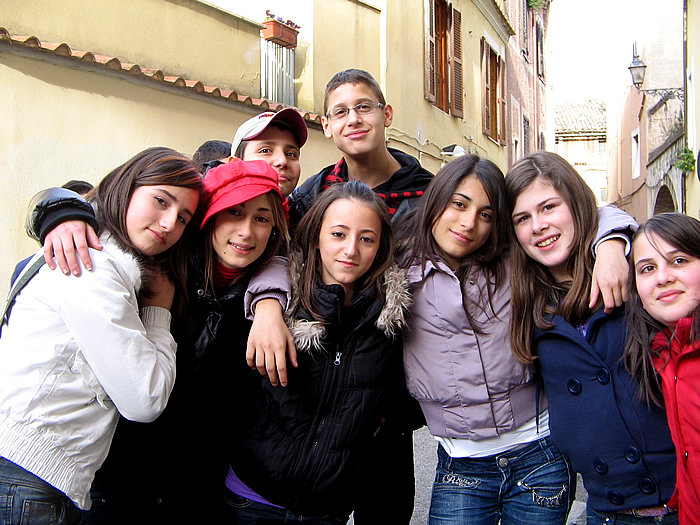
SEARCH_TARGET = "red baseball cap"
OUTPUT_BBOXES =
[200,159,283,229]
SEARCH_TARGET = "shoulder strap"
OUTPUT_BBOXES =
[1,256,45,336]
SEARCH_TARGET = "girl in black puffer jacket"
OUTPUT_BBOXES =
[224,181,411,523]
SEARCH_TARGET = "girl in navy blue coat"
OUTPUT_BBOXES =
[505,152,677,524]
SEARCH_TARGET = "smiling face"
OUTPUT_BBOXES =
[633,232,700,330]
[125,185,199,256]
[241,126,301,197]
[321,82,393,159]
[431,175,493,271]
[511,178,575,282]
[318,198,381,299]
[211,193,274,270]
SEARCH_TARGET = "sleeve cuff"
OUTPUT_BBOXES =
[140,306,172,330]
[593,233,631,257]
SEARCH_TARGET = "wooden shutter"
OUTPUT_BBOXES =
[449,6,463,118]
[498,55,506,144]
[482,37,490,135]
[425,0,437,103]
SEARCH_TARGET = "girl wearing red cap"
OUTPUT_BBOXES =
[0,147,202,524]
[223,180,410,523]
[75,158,290,524]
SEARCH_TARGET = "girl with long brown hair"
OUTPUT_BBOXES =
[506,152,677,524]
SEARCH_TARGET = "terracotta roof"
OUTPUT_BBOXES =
[0,27,321,125]
[555,100,606,135]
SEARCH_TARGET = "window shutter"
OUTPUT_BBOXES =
[425,0,437,103]
[482,37,490,135]
[449,7,463,118]
[498,55,506,144]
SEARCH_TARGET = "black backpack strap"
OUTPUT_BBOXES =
[2,256,45,335]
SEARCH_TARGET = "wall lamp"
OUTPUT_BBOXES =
[628,42,684,101]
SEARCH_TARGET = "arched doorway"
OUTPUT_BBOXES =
[653,185,676,215]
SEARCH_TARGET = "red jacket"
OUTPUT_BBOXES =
[653,318,700,524]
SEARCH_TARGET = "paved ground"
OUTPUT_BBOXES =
[352,426,587,524]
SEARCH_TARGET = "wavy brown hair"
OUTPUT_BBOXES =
[625,212,700,406]
[90,147,204,314]
[505,152,599,364]
[291,180,393,322]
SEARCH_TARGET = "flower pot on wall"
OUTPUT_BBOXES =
[261,20,298,48]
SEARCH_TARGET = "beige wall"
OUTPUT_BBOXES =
[0,49,337,298]
[3,0,264,95]
[383,0,509,174]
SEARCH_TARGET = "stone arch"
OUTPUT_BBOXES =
[653,184,676,215]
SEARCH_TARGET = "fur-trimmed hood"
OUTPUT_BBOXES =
[285,263,411,356]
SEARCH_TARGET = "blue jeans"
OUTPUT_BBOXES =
[223,489,349,524]
[428,437,574,525]
[0,457,83,525]
[586,507,679,525]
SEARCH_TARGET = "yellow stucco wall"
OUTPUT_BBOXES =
[0,49,337,298]
[687,0,700,219]
[383,0,509,174]
[2,0,266,95]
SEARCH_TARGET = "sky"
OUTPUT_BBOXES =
[546,0,658,103]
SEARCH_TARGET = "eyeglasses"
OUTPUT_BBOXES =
[326,102,385,120]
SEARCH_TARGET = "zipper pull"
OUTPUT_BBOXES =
[334,351,342,366]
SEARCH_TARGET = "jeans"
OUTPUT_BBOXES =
[223,489,349,524]
[428,437,574,525]
[0,457,83,525]
[586,507,679,525]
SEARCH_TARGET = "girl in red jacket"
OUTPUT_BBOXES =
[626,212,700,524]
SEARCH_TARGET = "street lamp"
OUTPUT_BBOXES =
[628,43,684,101]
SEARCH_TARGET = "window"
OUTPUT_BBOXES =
[523,116,531,154]
[425,0,463,117]
[261,40,295,106]
[535,17,545,80]
[481,37,505,143]
[632,130,641,179]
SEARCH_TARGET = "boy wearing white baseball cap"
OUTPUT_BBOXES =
[230,108,308,197]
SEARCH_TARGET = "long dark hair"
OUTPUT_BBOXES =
[625,212,700,406]
[292,180,393,322]
[90,147,204,313]
[397,154,509,331]
[505,152,599,364]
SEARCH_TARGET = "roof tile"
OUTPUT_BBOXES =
[0,27,319,124]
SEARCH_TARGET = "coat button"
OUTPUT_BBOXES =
[624,446,641,463]
[639,478,657,495]
[197,288,205,297]
[593,458,608,475]
[596,368,610,385]
[498,457,509,468]
[567,379,582,395]
[607,491,625,506]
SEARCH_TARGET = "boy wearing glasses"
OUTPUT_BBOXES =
[288,69,433,227]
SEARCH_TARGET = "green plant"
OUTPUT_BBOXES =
[675,146,696,173]
[528,0,547,9]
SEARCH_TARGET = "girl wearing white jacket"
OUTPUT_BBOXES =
[0,147,202,524]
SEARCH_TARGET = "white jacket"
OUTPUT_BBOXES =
[0,235,176,509]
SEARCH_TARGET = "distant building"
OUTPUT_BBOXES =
[555,100,608,204]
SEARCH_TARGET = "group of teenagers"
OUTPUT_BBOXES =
[0,67,698,525]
